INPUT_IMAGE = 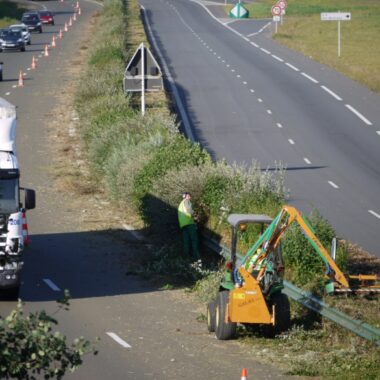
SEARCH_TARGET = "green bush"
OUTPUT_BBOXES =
[133,135,211,207]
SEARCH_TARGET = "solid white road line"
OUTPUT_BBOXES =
[106,332,132,348]
[345,104,373,125]
[328,181,339,189]
[368,210,380,219]
[43,278,61,291]
[301,72,318,84]
[321,85,342,101]
[288,139,295,145]
[304,157,312,164]
[285,62,300,72]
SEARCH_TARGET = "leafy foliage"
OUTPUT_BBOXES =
[0,292,96,379]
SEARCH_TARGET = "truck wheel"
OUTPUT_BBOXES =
[207,299,216,332]
[215,291,236,340]
[0,287,20,300]
[265,292,291,337]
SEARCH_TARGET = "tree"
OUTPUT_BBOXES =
[0,291,97,379]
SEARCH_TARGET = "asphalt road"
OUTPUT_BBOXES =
[0,1,305,379]
[140,0,380,258]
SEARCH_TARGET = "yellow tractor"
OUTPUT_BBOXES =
[207,206,360,340]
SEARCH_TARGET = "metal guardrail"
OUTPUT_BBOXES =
[203,234,380,345]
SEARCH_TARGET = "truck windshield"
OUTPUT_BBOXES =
[0,178,19,214]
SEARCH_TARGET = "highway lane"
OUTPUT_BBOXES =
[141,0,380,257]
[0,1,301,379]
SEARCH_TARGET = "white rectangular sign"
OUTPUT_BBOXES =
[321,12,351,21]
[273,16,280,22]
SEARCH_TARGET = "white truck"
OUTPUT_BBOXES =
[0,97,35,299]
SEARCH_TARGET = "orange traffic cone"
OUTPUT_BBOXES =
[240,368,248,380]
[31,56,37,69]
[44,45,49,57]
[22,210,30,246]
[18,71,24,87]
[52,35,56,48]
[69,17,72,27]
[64,22,68,32]
[59,29,63,39]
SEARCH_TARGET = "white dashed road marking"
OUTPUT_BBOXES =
[285,62,300,72]
[301,72,318,84]
[345,104,373,125]
[272,54,284,62]
[276,123,283,128]
[321,85,342,101]
[368,210,380,219]
[328,181,339,189]
[304,158,312,164]
[43,278,61,291]
[288,139,295,145]
[260,48,271,54]
[107,332,132,348]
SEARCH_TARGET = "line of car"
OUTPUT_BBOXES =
[0,10,55,54]
[0,10,55,81]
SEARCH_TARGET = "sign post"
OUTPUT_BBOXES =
[272,4,281,33]
[321,12,351,57]
[123,43,163,116]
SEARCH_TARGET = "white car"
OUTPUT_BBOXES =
[9,24,31,45]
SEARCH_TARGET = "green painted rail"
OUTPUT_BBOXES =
[202,235,380,345]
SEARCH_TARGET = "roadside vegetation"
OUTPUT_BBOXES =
[72,0,379,378]
[225,0,380,92]
[0,1,29,27]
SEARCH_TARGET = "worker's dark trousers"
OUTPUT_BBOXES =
[181,224,200,260]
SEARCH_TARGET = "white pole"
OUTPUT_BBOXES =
[275,20,278,33]
[338,20,341,57]
[141,43,145,116]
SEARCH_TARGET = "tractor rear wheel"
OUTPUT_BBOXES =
[265,292,291,337]
[207,299,216,332]
[215,291,236,340]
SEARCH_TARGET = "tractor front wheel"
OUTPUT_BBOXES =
[207,299,216,332]
[215,291,236,340]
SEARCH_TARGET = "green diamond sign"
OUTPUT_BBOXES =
[229,3,249,19]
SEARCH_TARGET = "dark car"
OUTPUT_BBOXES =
[0,61,3,81]
[38,11,55,25]
[0,30,26,52]
[21,12,43,33]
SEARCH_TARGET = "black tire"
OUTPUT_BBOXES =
[0,74,3,82]
[21,47,25,52]
[39,28,42,34]
[215,291,237,340]
[265,292,291,337]
[207,299,216,332]
[27,40,31,45]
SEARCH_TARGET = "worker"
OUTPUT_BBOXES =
[177,192,200,260]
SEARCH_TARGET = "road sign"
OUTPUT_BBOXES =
[277,0,287,9]
[123,43,163,93]
[229,3,249,19]
[321,12,351,21]
[271,5,281,16]
[273,16,280,22]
